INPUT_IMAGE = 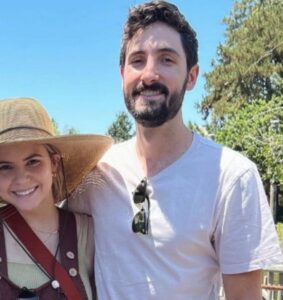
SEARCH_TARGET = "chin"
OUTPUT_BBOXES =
[136,118,166,128]
[14,202,41,214]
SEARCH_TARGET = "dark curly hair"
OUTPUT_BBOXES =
[120,0,198,71]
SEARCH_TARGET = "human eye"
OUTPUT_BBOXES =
[27,158,40,167]
[128,55,144,66]
[0,163,13,172]
[161,55,175,64]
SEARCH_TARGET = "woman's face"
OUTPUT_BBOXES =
[0,143,58,214]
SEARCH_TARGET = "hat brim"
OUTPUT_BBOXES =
[0,133,113,195]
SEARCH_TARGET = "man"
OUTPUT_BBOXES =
[70,1,283,299]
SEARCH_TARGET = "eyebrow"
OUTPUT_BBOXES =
[128,47,181,58]
[158,48,181,57]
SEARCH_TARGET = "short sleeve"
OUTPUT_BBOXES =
[213,167,283,274]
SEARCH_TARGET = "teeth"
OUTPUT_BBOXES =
[14,187,36,196]
[140,90,161,96]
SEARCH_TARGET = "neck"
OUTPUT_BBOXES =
[135,112,193,176]
[18,202,59,234]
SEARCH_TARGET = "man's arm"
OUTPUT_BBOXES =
[222,270,262,300]
[67,172,95,214]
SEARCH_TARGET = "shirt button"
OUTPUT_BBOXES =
[51,280,60,289]
[66,251,75,259]
[69,268,77,277]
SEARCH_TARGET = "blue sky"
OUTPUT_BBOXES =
[0,0,234,134]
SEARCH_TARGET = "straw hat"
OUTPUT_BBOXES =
[0,97,113,198]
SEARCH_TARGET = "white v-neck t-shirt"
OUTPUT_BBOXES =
[70,133,283,300]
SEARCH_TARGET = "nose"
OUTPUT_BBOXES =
[14,167,30,185]
[140,58,160,85]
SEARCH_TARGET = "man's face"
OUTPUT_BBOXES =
[121,22,198,127]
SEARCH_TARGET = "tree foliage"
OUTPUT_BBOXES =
[198,0,283,196]
[107,111,134,143]
[52,118,79,135]
[63,126,79,135]
[210,96,283,188]
[200,0,283,124]
[187,121,209,137]
[52,118,60,135]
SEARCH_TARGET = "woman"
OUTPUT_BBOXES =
[0,97,112,299]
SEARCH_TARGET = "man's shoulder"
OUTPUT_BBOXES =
[194,133,257,175]
[100,138,135,163]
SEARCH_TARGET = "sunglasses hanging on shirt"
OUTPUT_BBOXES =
[132,178,150,235]
[16,287,39,300]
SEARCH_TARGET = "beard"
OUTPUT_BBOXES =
[124,78,187,128]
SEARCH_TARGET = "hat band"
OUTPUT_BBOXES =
[0,126,52,136]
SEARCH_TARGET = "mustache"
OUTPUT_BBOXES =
[132,82,169,97]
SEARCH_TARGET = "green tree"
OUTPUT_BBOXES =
[210,96,283,188]
[63,126,79,135]
[199,0,283,124]
[52,118,60,135]
[187,121,209,137]
[107,111,134,143]
[52,118,79,135]
[66,127,79,135]
[197,0,283,200]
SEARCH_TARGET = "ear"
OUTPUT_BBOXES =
[51,154,61,173]
[120,66,124,78]
[185,64,199,91]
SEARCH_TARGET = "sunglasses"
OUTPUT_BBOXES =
[132,178,150,234]
[17,287,39,300]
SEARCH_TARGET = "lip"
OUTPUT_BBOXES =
[12,186,38,197]
[140,90,162,97]
[132,82,168,99]
[135,91,165,102]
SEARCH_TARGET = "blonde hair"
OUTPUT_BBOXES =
[45,144,66,203]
